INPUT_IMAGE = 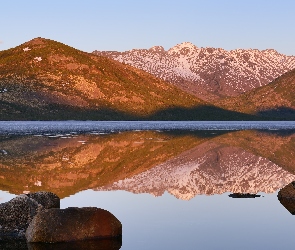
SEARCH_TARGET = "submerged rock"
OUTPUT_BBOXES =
[0,192,60,240]
[26,207,122,243]
[0,238,122,250]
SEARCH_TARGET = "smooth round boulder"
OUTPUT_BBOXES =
[26,207,122,243]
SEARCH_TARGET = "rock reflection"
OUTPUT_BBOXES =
[228,193,261,198]
[97,143,295,200]
[0,240,28,250]
[0,238,122,250]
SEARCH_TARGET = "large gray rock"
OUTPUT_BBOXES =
[26,191,60,209]
[0,195,41,240]
[26,207,122,243]
[0,192,60,240]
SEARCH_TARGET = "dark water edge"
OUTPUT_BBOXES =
[0,237,122,250]
[0,121,294,135]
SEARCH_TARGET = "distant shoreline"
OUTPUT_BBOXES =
[0,120,294,135]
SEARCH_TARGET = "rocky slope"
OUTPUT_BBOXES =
[95,42,295,101]
[220,68,295,119]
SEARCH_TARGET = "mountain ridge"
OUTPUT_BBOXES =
[0,37,262,120]
[0,37,207,120]
[94,42,295,101]
[0,37,294,120]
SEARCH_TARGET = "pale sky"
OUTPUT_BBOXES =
[1,0,295,55]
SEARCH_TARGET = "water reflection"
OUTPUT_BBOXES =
[97,142,295,200]
[0,238,122,250]
[0,129,294,198]
[0,131,210,197]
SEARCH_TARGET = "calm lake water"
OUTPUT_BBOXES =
[1,121,295,249]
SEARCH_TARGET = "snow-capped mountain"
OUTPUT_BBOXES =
[94,42,295,101]
[96,143,295,200]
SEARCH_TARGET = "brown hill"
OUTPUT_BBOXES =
[219,68,295,119]
[0,38,199,120]
[0,38,260,120]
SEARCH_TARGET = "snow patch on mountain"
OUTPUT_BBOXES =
[94,42,295,101]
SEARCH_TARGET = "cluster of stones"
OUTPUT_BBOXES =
[0,192,122,243]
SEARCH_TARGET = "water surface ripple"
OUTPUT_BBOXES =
[0,121,294,135]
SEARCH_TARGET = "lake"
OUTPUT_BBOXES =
[1,121,295,249]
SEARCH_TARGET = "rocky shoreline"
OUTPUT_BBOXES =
[0,191,122,246]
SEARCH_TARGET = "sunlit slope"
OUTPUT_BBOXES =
[0,37,261,120]
[220,69,295,119]
[0,37,210,120]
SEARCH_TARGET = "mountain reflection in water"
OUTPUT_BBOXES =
[0,129,294,198]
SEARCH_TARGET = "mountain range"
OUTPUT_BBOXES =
[0,37,294,120]
[0,38,207,120]
[95,42,295,101]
